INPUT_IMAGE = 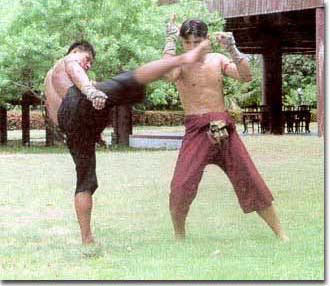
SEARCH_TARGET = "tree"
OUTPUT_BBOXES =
[0,1,318,111]
[0,0,223,110]
[282,54,317,107]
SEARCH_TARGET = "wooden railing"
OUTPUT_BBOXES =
[242,105,312,134]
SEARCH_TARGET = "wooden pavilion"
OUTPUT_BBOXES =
[207,0,324,135]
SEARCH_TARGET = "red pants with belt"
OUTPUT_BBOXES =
[170,112,274,220]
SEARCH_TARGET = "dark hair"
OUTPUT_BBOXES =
[66,40,96,59]
[179,19,208,39]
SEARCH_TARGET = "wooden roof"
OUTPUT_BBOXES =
[216,0,324,18]
[206,0,325,54]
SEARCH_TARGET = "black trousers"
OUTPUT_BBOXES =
[57,71,145,195]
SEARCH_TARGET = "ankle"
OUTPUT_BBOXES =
[277,232,289,242]
[82,234,95,245]
[174,231,185,240]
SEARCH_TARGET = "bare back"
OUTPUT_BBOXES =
[45,51,92,125]
[45,59,73,125]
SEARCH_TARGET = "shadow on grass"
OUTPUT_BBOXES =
[0,141,176,154]
[0,141,68,154]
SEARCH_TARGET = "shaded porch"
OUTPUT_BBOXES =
[208,0,324,135]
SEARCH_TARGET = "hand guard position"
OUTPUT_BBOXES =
[81,85,107,110]
[215,32,246,65]
[164,14,179,55]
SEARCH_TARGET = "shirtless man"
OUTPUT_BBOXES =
[163,17,288,241]
[44,39,210,245]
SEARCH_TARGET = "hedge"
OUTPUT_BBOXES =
[5,109,317,130]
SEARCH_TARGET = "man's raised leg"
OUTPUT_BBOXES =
[133,39,210,85]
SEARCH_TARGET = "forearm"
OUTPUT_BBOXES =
[162,53,181,83]
[226,42,252,82]
[65,60,107,109]
[65,60,91,91]
[219,33,252,82]
[164,39,177,56]
[235,57,252,82]
[163,19,178,56]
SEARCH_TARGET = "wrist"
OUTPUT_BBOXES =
[166,21,179,38]
[227,45,246,65]
[163,42,176,55]
[81,84,106,100]
[81,84,94,97]
[163,35,177,55]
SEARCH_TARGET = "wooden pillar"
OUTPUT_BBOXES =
[112,105,132,146]
[0,106,7,145]
[22,94,30,146]
[262,38,283,135]
[112,106,118,145]
[316,8,324,137]
[45,108,55,146]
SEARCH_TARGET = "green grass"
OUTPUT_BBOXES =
[0,131,324,280]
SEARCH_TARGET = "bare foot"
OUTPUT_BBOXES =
[81,242,103,258]
[278,233,289,242]
[174,232,185,241]
[180,39,211,64]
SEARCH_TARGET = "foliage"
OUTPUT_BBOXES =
[135,1,224,110]
[223,55,263,110]
[0,0,21,34]
[282,55,317,107]
[223,54,317,109]
[0,0,222,109]
[284,84,317,107]
[0,1,318,111]
[143,81,182,111]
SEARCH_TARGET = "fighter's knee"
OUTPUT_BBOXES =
[169,191,191,219]
[170,184,196,209]
[75,180,98,196]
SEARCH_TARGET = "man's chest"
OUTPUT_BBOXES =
[178,61,223,89]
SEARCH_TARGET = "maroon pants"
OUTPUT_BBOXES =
[170,112,273,219]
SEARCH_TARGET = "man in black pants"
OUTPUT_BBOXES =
[44,39,210,245]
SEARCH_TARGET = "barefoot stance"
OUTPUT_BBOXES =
[162,17,288,242]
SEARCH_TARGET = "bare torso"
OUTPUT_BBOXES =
[175,53,227,115]
[45,52,92,125]
[45,58,75,125]
[166,51,241,116]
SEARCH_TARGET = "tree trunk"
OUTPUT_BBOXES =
[45,108,55,146]
[22,94,30,146]
[112,105,132,146]
[0,106,7,145]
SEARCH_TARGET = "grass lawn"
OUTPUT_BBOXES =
[0,128,324,280]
